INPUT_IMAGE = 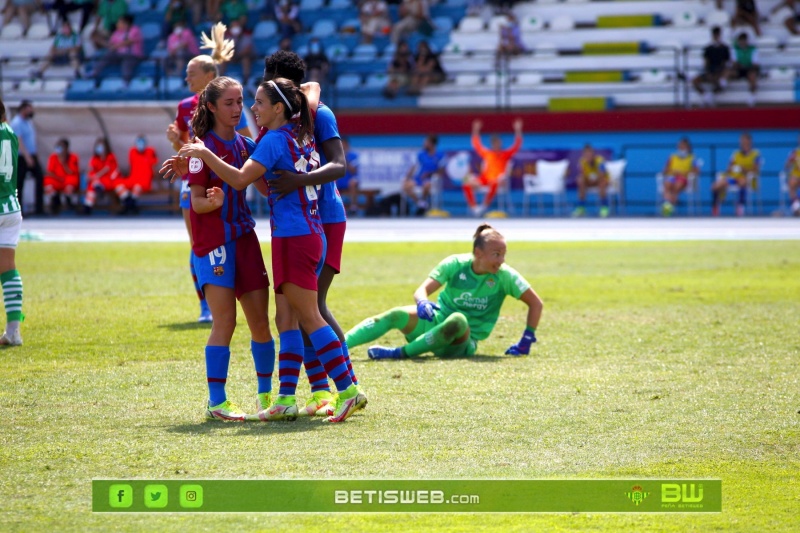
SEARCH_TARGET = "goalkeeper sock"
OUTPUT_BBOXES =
[403,313,468,357]
[345,307,410,348]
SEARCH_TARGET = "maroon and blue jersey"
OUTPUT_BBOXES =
[176,93,249,138]
[188,131,257,256]
[250,124,323,238]
[314,103,347,224]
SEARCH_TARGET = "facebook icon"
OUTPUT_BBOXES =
[109,484,133,508]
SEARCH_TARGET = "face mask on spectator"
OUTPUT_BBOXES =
[136,139,146,151]
[55,145,64,155]
[309,42,320,53]
[231,26,242,36]
[95,144,105,155]
[173,25,184,35]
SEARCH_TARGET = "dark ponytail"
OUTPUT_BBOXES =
[191,76,242,140]
[473,223,503,250]
[260,77,315,144]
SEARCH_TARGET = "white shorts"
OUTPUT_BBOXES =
[0,211,22,249]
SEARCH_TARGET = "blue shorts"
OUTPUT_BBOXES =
[727,177,741,187]
[192,231,270,299]
[180,179,191,210]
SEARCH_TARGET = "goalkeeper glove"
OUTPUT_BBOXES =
[416,299,440,322]
[505,327,536,356]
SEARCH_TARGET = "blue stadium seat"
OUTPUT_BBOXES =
[135,60,159,79]
[141,22,162,41]
[340,17,360,34]
[364,72,388,90]
[128,76,156,96]
[65,79,96,101]
[328,0,351,8]
[253,20,278,39]
[98,77,127,93]
[432,16,454,34]
[295,44,309,57]
[246,0,267,9]
[134,11,164,27]
[351,43,378,62]
[335,73,362,91]
[160,76,190,98]
[326,42,350,62]
[299,0,324,10]
[311,19,337,39]
[128,0,152,14]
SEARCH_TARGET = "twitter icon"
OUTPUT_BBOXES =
[144,485,168,509]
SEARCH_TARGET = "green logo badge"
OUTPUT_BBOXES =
[626,485,650,506]
[180,484,204,508]
[109,484,133,508]
[144,484,169,509]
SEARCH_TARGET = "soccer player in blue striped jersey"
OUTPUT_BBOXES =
[163,77,272,422]
[176,78,367,423]
[266,51,362,417]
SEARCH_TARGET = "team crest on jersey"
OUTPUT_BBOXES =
[189,157,203,173]
[213,266,224,276]
[486,277,496,288]
[459,273,467,281]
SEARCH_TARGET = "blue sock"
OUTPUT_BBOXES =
[303,344,331,393]
[341,341,359,386]
[205,345,230,406]
[251,339,275,394]
[738,187,747,205]
[278,330,304,396]
[578,200,586,208]
[309,326,353,393]
[600,197,609,208]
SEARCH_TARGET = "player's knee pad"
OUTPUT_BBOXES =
[441,312,468,339]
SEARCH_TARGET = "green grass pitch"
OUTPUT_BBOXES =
[1,240,798,532]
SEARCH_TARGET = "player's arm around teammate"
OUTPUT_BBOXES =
[346,223,543,359]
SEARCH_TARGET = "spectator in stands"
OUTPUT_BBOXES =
[359,0,391,44]
[383,39,414,98]
[728,32,760,107]
[221,19,255,81]
[220,0,247,26]
[495,12,525,66]
[116,135,158,215]
[780,134,800,215]
[711,132,762,216]
[691,26,731,107]
[2,0,37,35]
[336,137,360,215]
[660,137,700,217]
[408,40,445,95]
[391,0,430,45]
[206,0,222,23]
[166,20,200,75]
[771,0,800,34]
[402,133,444,215]
[33,20,84,79]
[278,36,293,52]
[10,100,44,216]
[304,37,330,83]
[82,136,120,215]
[90,0,128,50]
[572,143,610,218]
[89,14,144,85]
[44,138,80,215]
[275,0,301,40]
[732,0,762,37]
[463,118,522,217]
[51,0,95,33]
[162,0,193,40]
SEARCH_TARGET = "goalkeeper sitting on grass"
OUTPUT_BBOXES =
[346,223,543,359]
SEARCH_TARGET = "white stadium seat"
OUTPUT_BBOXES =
[458,17,484,32]
[455,73,482,86]
[0,22,23,40]
[26,23,51,40]
[673,10,698,28]
[549,15,575,31]
[705,10,730,27]
[521,15,544,32]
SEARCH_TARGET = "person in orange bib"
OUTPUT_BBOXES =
[117,135,158,215]
[462,118,522,217]
[44,138,80,215]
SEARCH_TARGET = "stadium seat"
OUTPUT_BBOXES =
[522,159,568,216]
[515,72,544,85]
[672,10,699,27]
[128,0,151,14]
[488,15,509,32]
[432,16,454,34]
[26,23,50,40]
[0,80,16,94]
[246,0,267,9]
[335,73,362,90]
[326,43,350,62]
[0,22,23,40]
[340,18,361,33]
[364,72,388,90]
[455,73,482,86]
[17,78,44,93]
[604,159,627,214]
[534,43,558,57]
[704,10,730,27]
[768,66,795,81]
[254,20,278,40]
[66,79,96,100]
[311,20,337,39]
[128,76,155,95]
[98,77,127,94]
[141,22,162,41]
[549,15,575,31]
[521,15,544,32]
[638,68,668,83]
[329,0,351,8]
[299,0,324,10]
[351,43,378,61]
[755,35,779,49]
[43,79,70,93]
[458,17,484,32]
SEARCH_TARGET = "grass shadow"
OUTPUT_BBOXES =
[158,322,213,331]
[410,354,503,363]
[166,418,328,435]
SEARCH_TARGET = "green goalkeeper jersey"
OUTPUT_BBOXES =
[0,122,20,216]
[429,253,531,341]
